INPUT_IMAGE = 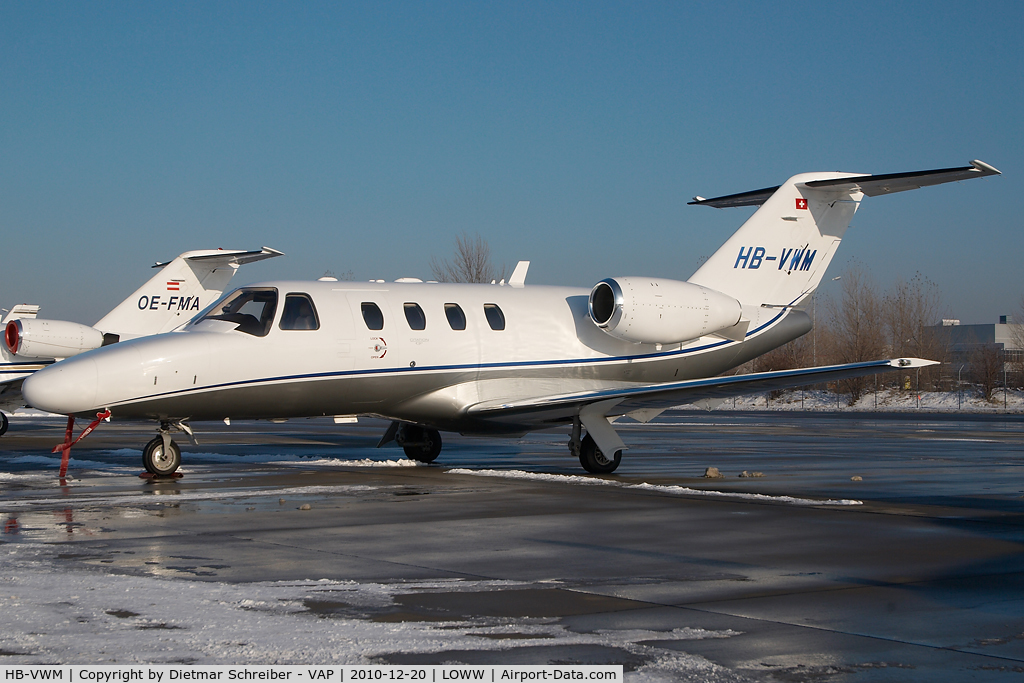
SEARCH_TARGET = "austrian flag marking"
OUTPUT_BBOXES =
[167,281,182,291]
[795,198,808,210]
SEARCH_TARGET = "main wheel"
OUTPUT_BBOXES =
[578,433,621,474]
[401,426,442,463]
[143,436,181,475]
[0,411,8,436]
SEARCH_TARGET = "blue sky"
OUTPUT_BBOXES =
[2,1,1021,325]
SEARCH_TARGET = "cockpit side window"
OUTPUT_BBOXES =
[199,288,278,337]
[279,293,320,331]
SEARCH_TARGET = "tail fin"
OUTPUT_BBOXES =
[94,247,283,338]
[687,160,999,309]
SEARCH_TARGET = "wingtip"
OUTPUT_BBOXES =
[970,160,1001,175]
[888,358,941,369]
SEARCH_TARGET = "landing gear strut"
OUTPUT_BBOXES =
[396,424,442,463]
[577,433,622,474]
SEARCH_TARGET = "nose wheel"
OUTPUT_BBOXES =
[143,436,181,475]
[0,411,8,436]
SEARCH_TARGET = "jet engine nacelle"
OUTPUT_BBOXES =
[5,318,107,360]
[589,277,743,344]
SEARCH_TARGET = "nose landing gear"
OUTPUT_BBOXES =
[142,421,195,476]
[142,435,181,475]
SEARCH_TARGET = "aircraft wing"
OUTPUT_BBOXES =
[467,358,938,425]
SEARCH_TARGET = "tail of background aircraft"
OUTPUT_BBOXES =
[686,161,1000,311]
[94,247,283,339]
[1,305,40,326]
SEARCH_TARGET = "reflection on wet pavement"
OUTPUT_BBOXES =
[1,412,1022,679]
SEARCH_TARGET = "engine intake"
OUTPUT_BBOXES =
[5,319,107,360]
[589,277,743,344]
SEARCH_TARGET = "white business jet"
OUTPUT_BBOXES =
[22,162,999,475]
[0,247,282,435]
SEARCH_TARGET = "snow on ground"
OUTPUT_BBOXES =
[447,469,862,506]
[0,543,741,680]
[692,387,1024,412]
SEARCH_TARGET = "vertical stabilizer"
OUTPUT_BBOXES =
[94,247,283,338]
[686,161,1000,310]
[687,172,863,309]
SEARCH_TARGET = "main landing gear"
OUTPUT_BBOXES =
[396,424,442,463]
[568,417,623,474]
[0,411,8,436]
[578,433,622,474]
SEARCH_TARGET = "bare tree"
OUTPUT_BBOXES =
[430,232,507,284]
[823,265,885,404]
[969,344,1003,401]
[751,335,813,399]
[883,272,947,390]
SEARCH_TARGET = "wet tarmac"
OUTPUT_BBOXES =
[1,411,1023,680]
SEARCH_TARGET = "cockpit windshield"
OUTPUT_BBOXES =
[197,288,279,337]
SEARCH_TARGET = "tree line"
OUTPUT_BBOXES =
[746,264,1021,403]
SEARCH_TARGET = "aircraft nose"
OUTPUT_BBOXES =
[22,357,99,415]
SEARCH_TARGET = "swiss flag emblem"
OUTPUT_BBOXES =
[795,198,808,210]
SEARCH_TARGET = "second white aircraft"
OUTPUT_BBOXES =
[22,161,1000,475]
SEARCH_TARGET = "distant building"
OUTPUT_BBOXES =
[930,316,1023,367]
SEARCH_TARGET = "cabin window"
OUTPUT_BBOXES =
[280,293,320,330]
[444,303,466,330]
[200,288,278,337]
[404,303,426,330]
[483,304,505,330]
[361,302,384,330]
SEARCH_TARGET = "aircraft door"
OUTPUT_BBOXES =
[347,294,401,369]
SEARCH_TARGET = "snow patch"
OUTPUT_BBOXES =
[0,545,740,676]
[446,469,862,506]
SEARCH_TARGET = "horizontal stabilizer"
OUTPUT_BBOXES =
[689,185,780,209]
[689,160,1000,209]
[804,160,1000,196]
[153,247,284,269]
[2,304,41,325]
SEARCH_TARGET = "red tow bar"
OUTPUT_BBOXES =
[53,410,112,478]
